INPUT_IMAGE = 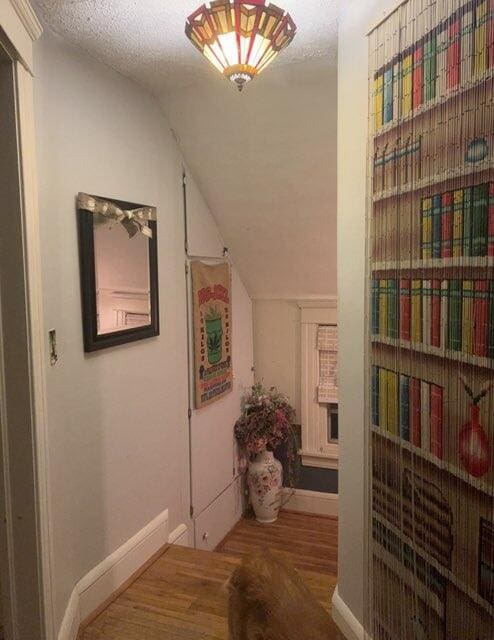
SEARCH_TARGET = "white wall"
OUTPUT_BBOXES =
[337,0,394,630]
[252,300,301,421]
[34,28,252,633]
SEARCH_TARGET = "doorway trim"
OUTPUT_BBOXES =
[0,3,55,639]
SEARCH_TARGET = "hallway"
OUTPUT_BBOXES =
[80,512,340,639]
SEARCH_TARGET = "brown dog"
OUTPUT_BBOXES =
[228,548,338,639]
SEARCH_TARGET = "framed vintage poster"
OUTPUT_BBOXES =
[191,261,233,408]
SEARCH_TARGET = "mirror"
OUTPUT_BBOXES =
[77,193,159,351]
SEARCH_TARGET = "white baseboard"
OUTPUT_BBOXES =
[168,523,191,547]
[58,509,169,640]
[331,585,369,640]
[58,588,80,640]
[281,489,338,517]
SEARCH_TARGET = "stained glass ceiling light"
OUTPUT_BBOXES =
[185,0,296,91]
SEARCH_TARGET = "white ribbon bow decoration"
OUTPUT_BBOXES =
[77,193,156,239]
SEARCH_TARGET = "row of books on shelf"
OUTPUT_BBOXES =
[374,0,494,130]
[371,366,444,459]
[371,278,494,358]
[421,182,494,258]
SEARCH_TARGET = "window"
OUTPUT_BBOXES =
[298,300,338,469]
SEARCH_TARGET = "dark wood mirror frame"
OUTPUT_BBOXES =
[77,195,160,352]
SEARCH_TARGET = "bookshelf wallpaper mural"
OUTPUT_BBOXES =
[367,1,494,638]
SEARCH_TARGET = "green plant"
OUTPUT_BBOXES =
[205,306,221,322]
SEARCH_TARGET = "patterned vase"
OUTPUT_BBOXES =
[247,450,283,524]
[459,404,491,478]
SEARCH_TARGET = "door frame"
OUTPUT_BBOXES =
[0,3,55,638]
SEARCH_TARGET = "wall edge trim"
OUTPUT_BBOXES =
[11,0,42,41]
[331,586,369,640]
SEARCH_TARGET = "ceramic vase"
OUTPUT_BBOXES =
[247,450,283,524]
[459,404,491,478]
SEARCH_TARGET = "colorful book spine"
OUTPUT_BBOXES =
[400,278,411,340]
[392,56,402,121]
[413,40,424,109]
[432,193,442,258]
[447,14,461,88]
[388,279,399,339]
[441,280,449,350]
[441,191,453,258]
[448,280,462,351]
[411,280,422,342]
[461,3,475,85]
[431,279,442,348]
[424,30,437,101]
[372,366,380,426]
[379,279,388,337]
[402,48,413,115]
[400,374,410,442]
[473,280,489,357]
[489,281,494,359]
[421,381,431,453]
[374,71,384,130]
[462,280,474,354]
[472,183,489,256]
[463,186,473,257]
[372,279,380,334]
[475,0,489,76]
[383,64,394,124]
[453,189,464,257]
[387,370,399,435]
[410,378,422,447]
[489,182,494,256]
[422,196,433,259]
[379,368,388,430]
[430,384,444,459]
[436,22,449,97]
[422,280,432,346]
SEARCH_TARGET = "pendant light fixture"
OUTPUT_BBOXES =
[185,0,296,91]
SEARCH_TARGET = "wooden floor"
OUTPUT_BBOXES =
[216,510,338,576]
[80,511,340,639]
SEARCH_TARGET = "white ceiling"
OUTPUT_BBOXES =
[33,0,338,298]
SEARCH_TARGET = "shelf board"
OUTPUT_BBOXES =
[372,510,494,619]
[373,161,494,203]
[372,257,494,272]
[374,70,494,139]
[372,543,445,618]
[371,426,494,498]
[371,335,494,370]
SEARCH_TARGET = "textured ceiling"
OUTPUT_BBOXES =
[33,0,338,297]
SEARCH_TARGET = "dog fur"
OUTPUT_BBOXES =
[228,548,337,639]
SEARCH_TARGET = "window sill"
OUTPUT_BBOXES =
[300,450,339,470]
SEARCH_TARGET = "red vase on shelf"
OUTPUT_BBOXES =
[459,404,491,479]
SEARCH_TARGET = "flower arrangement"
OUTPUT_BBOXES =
[234,383,298,485]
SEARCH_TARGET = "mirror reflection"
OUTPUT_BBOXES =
[93,221,151,335]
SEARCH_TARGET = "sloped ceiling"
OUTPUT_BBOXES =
[33,0,338,298]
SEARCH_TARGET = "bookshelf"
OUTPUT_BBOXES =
[371,335,494,370]
[374,68,494,139]
[373,160,494,203]
[373,543,445,618]
[369,0,494,636]
[372,511,494,618]
[371,425,494,498]
[372,257,494,272]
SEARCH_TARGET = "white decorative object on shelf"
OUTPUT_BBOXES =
[247,450,283,524]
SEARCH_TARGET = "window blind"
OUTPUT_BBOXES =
[317,325,338,403]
